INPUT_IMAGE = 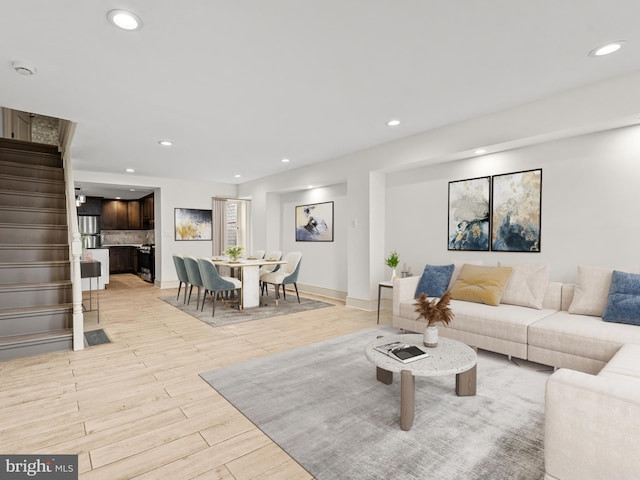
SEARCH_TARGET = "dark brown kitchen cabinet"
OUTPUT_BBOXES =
[102,200,128,230]
[127,200,142,229]
[142,194,154,229]
[77,196,102,215]
[108,246,136,273]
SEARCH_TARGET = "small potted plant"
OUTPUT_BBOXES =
[224,245,244,261]
[384,250,400,281]
[414,291,453,347]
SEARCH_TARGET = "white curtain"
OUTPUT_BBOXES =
[212,197,227,256]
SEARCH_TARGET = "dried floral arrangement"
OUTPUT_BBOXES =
[414,291,454,327]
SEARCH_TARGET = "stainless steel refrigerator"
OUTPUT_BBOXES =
[78,215,102,248]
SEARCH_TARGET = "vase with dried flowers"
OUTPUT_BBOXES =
[414,291,453,347]
[384,250,400,281]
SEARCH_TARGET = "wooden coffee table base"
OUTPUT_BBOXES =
[377,364,477,431]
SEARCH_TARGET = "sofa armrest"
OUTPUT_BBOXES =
[545,368,640,480]
[392,276,420,316]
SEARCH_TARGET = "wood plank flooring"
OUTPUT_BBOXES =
[0,274,389,479]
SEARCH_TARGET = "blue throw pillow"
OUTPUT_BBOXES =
[602,270,640,326]
[415,264,455,298]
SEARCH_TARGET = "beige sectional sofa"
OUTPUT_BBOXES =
[544,343,640,480]
[392,266,640,373]
[392,263,640,480]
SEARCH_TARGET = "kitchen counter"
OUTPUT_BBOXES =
[102,244,143,247]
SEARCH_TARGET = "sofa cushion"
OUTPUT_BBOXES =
[568,266,614,317]
[450,264,513,306]
[528,311,640,363]
[397,298,557,344]
[414,264,454,298]
[447,260,483,291]
[602,271,640,326]
[499,263,550,309]
[598,344,640,380]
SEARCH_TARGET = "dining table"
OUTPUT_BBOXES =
[211,257,287,309]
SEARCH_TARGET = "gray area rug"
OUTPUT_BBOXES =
[161,292,334,327]
[201,326,549,480]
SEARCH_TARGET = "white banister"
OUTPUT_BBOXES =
[59,120,84,351]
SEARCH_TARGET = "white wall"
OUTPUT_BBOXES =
[386,125,640,283]
[280,184,348,296]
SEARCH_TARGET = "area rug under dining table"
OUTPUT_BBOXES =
[200,326,550,480]
[161,293,334,327]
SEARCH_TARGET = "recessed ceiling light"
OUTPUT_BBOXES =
[589,41,626,57]
[107,9,143,31]
[474,149,487,155]
[115,196,121,200]
[281,158,290,163]
[307,185,314,189]
[386,119,401,127]
[129,189,136,192]
[125,168,135,173]
[234,174,242,178]
[11,61,36,76]
[158,140,173,146]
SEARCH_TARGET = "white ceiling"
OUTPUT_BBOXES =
[2,1,640,191]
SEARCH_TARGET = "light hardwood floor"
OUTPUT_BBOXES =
[0,274,389,479]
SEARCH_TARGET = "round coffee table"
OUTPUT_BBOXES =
[365,334,477,430]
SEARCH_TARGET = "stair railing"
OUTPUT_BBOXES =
[59,120,84,351]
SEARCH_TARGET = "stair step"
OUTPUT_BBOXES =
[0,281,73,309]
[0,189,66,209]
[0,304,72,336]
[0,260,70,283]
[0,223,68,243]
[0,159,64,181]
[0,244,69,262]
[0,174,65,195]
[0,205,67,225]
[0,329,73,361]
[0,139,62,168]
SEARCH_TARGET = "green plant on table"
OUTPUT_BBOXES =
[384,250,399,269]
[224,245,244,261]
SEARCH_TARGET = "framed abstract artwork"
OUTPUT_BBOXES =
[174,208,213,241]
[491,169,542,252]
[295,201,334,242]
[448,176,490,251]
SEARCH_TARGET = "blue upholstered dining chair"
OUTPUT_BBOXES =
[172,255,190,303]
[197,257,242,317]
[260,252,302,305]
[183,255,204,310]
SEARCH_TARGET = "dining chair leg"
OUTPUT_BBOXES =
[187,285,194,305]
[195,286,201,310]
[201,290,208,312]
[212,290,217,317]
[282,284,287,301]
[294,283,300,303]
[177,281,183,301]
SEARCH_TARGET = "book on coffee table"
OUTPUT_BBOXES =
[374,341,431,363]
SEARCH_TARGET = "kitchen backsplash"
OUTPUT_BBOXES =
[102,230,155,245]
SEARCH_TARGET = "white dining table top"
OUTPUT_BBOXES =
[211,258,287,268]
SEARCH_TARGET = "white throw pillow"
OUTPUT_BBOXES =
[568,266,615,317]
[499,263,550,309]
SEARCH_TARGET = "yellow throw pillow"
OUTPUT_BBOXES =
[450,264,513,306]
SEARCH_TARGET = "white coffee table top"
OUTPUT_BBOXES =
[365,334,477,376]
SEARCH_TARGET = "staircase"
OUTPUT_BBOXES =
[0,138,74,361]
